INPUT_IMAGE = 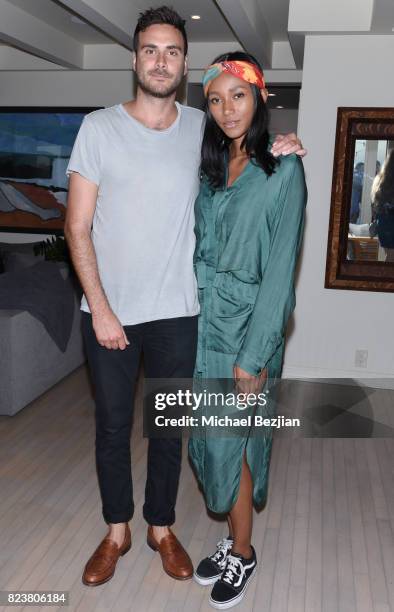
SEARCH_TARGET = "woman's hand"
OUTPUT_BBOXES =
[233,365,267,395]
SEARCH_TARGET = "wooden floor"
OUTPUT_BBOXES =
[0,366,393,612]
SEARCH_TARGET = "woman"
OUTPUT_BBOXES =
[370,149,394,262]
[188,51,307,609]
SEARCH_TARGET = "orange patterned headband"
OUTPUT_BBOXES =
[202,60,268,99]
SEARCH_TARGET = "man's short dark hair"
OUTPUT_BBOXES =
[133,6,188,55]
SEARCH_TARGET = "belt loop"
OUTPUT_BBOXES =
[194,261,207,288]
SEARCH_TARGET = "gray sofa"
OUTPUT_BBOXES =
[0,241,85,416]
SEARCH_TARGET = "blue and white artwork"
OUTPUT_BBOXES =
[0,109,96,232]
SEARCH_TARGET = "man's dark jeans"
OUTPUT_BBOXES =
[82,312,198,526]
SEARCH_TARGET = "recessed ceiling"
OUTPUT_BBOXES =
[258,0,291,42]
[5,0,237,44]
[6,0,113,43]
[1,0,394,74]
[155,0,237,43]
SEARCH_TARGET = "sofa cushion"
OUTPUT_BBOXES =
[3,250,42,272]
[0,261,75,351]
[0,241,44,273]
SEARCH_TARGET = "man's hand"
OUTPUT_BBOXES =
[92,308,130,350]
[233,365,267,395]
[271,133,307,158]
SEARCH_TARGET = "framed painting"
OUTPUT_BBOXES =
[0,107,100,234]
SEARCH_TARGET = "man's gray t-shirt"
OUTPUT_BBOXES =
[67,102,204,325]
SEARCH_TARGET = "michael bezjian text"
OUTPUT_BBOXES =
[154,414,301,429]
[154,389,268,411]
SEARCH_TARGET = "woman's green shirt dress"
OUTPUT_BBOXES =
[188,153,307,514]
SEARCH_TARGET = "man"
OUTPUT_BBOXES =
[65,5,306,587]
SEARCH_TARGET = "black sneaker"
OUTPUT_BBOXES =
[193,537,233,586]
[209,547,257,609]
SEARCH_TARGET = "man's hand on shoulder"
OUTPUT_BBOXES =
[92,308,130,350]
[271,133,307,158]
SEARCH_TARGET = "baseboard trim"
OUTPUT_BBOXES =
[282,365,394,390]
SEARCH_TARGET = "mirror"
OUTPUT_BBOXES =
[348,139,394,263]
[325,108,394,291]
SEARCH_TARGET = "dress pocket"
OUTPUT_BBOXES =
[206,272,259,354]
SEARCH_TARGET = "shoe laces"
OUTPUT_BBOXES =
[210,538,233,569]
[222,554,244,585]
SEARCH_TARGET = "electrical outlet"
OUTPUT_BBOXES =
[355,349,368,368]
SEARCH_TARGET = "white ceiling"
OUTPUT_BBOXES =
[6,0,238,44]
[258,0,292,42]
[6,0,111,43]
[163,0,237,42]
[1,0,394,72]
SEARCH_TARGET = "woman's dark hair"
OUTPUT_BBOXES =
[200,51,279,189]
[133,6,188,56]
[371,149,394,205]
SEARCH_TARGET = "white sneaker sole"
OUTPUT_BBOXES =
[193,572,221,586]
[208,566,257,610]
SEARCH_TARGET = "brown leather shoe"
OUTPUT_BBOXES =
[147,526,193,580]
[82,524,131,586]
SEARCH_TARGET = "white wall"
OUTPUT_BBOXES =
[288,0,374,31]
[0,70,135,107]
[283,35,394,380]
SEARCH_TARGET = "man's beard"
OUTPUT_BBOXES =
[136,69,184,99]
